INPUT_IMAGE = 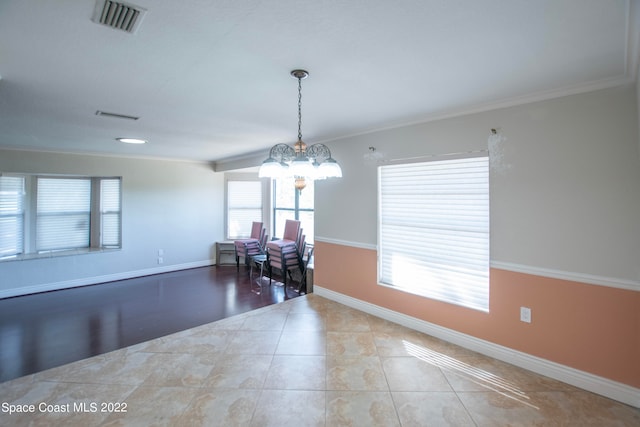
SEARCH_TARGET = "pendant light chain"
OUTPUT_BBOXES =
[297,76,303,142]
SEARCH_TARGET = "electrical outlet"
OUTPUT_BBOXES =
[520,306,531,323]
[157,257,164,264]
[158,249,164,256]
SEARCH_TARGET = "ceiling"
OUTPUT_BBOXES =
[0,0,637,165]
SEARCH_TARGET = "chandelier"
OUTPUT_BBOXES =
[258,69,342,192]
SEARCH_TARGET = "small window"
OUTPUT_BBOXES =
[227,180,263,240]
[378,155,490,312]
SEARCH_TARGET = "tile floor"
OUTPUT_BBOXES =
[1,294,638,426]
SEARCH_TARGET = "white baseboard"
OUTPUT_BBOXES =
[0,260,215,299]
[314,286,640,409]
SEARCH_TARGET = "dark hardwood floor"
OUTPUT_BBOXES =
[0,265,300,383]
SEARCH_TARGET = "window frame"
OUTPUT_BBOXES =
[272,178,314,244]
[377,153,490,312]
[224,174,269,240]
[0,174,26,259]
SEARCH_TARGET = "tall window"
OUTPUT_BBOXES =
[0,175,121,259]
[227,180,263,239]
[0,175,25,258]
[378,154,489,312]
[100,178,122,248]
[273,178,314,243]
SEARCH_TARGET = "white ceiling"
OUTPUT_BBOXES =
[0,0,637,164]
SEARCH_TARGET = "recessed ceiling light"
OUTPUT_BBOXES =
[116,137,147,144]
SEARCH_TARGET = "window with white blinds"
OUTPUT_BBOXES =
[100,178,121,248]
[0,174,122,260]
[0,176,25,258]
[227,180,263,239]
[378,155,490,312]
[36,178,91,251]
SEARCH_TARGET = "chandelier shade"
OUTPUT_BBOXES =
[258,69,342,191]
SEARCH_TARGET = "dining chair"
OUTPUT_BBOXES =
[266,220,305,287]
[234,221,266,270]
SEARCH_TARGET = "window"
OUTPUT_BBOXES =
[378,154,489,312]
[273,178,314,243]
[226,180,263,239]
[0,175,25,258]
[100,178,122,248]
[36,177,91,251]
[0,174,121,260]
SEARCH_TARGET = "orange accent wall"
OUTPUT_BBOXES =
[314,241,640,388]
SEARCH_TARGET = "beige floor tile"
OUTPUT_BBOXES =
[276,329,326,355]
[225,330,282,355]
[37,351,158,385]
[327,331,377,356]
[240,310,288,331]
[391,391,475,427]
[263,355,326,390]
[204,354,272,389]
[457,390,549,426]
[100,385,199,426]
[141,352,220,387]
[250,389,325,427]
[382,356,453,392]
[176,388,261,426]
[326,390,400,427]
[327,356,388,391]
[326,307,372,332]
[282,312,326,332]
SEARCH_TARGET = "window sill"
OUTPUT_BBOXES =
[0,247,121,263]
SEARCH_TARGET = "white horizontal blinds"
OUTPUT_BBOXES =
[36,177,91,251]
[379,155,490,312]
[227,181,262,239]
[0,176,25,257]
[100,178,121,248]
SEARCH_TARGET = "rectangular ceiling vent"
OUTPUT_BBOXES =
[95,110,140,121]
[92,0,147,34]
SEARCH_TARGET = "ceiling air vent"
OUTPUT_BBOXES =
[92,0,147,34]
[95,110,139,121]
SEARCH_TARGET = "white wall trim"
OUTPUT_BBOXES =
[314,236,377,251]
[314,237,640,292]
[490,261,640,292]
[314,286,640,408]
[0,260,215,299]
